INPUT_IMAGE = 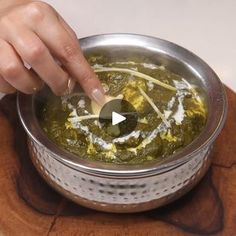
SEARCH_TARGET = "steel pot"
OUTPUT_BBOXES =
[17,34,227,213]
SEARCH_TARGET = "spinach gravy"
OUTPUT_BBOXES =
[38,59,207,164]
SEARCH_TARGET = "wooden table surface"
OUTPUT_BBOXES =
[0,87,235,236]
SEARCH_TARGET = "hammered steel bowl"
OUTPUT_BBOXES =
[17,34,227,213]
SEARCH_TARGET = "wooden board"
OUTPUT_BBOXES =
[0,87,235,236]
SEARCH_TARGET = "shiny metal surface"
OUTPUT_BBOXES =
[17,34,227,212]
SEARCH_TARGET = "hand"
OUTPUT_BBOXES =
[0,1,105,104]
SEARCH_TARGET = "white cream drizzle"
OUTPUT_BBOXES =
[147,81,154,91]
[172,96,185,125]
[167,97,176,110]
[113,130,141,144]
[78,98,85,108]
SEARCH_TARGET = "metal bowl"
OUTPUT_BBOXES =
[17,34,227,213]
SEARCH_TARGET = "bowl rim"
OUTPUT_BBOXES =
[17,33,228,178]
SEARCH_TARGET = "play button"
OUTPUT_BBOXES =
[99,99,138,137]
[112,112,126,125]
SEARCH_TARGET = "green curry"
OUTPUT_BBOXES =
[38,59,207,164]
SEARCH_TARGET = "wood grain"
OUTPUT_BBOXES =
[0,87,235,236]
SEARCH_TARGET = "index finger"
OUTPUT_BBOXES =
[30,13,105,105]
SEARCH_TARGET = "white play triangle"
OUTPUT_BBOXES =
[112,112,126,125]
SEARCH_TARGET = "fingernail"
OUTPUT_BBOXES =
[91,88,105,106]
[62,78,76,96]
[23,61,31,70]
[68,78,76,94]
